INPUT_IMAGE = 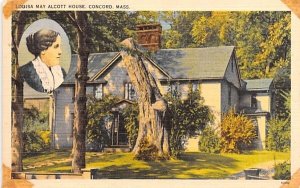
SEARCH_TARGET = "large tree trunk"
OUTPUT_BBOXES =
[11,11,26,172]
[120,38,170,158]
[71,12,90,173]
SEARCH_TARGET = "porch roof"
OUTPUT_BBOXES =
[244,78,273,91]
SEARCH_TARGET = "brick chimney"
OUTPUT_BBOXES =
[136,23,162,51]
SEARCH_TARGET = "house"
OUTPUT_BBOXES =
[24,23,274,151]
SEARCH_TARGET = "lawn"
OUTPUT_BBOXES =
[23,150,289,179]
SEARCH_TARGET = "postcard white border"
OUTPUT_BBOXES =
[2,0,299,187]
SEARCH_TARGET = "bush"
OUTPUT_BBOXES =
[134,138,161,161]
[220,110,256,153]
[165,86,213,157]
[86,95,119,151]
[23,131,49,155]
[23,107,50,156]
[122,103,139,149]
[198,126,221,153]
[267,117,290,152]
[273,161,291,180]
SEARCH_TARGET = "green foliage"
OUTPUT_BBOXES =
[267,117,290,152]
[161,11,209,48]
[86,95,119,151]
[220,110,256,153]
[23,106,50,156]
[198,126,221,153]
[273,161,291,180]
[191,11,290,79]
[15,11,290,81]
[122,103,139,149]
[165,85,213,157]
[162,30,182,49]
[134,138,162,161]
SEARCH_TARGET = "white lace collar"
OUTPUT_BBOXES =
[31,57,64,93]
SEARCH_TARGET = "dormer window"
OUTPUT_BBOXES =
[125,83,136,100]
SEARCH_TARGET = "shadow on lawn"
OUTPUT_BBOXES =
[95,152,238,179]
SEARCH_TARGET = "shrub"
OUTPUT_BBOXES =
[198,126,221,153]
[23,106,50,156]
[165,86,213,157]
[267,117,290,152]
[122,103,139,149]
[23,131,49,155]
[86,95,119,151]
[134,138,161,161]
[273,161,291,180]
[220,109,256,153]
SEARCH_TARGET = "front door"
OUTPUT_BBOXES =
[111,112,128,146]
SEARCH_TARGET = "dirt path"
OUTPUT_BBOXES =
[226,160,285,180]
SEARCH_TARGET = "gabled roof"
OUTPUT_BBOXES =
[64,52,118,83]
[64,46,235,83]
[152,46,235,79]
[244,78,273,91]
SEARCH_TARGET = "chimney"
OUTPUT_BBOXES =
[136,23,162,51]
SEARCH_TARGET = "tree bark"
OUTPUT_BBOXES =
[71,11,90,173]
[11,11,26,172]
[120,38,170,158]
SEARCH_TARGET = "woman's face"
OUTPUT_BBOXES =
[40,35,62,67]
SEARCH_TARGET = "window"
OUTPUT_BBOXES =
[125,83,136,100]
[95,84,103,99]
[251,94,257,108]
[192,82,198,92]
[168,82,179,97]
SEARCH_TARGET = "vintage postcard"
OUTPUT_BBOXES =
[2,0,300,187]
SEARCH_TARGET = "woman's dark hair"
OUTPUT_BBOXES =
[26,29,60,57]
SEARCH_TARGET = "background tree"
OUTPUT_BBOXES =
[69,11,90,173]
[191,11,291,79]
[11,11,57,172]
[11,11,27,172]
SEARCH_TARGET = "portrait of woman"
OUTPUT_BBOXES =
[20,29,66,93]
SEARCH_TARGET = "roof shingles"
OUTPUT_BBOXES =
[244,78,273,91]
[64,46,235,83]
[153,46,235,79]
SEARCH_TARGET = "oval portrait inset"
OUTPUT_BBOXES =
[19,19,71,93]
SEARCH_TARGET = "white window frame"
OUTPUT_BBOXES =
[125,83,136,100]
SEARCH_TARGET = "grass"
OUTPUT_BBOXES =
[23,150,290,179]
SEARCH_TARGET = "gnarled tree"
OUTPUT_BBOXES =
[120,38,170,158]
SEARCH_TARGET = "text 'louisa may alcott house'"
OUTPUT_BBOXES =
[24,23,274,151]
